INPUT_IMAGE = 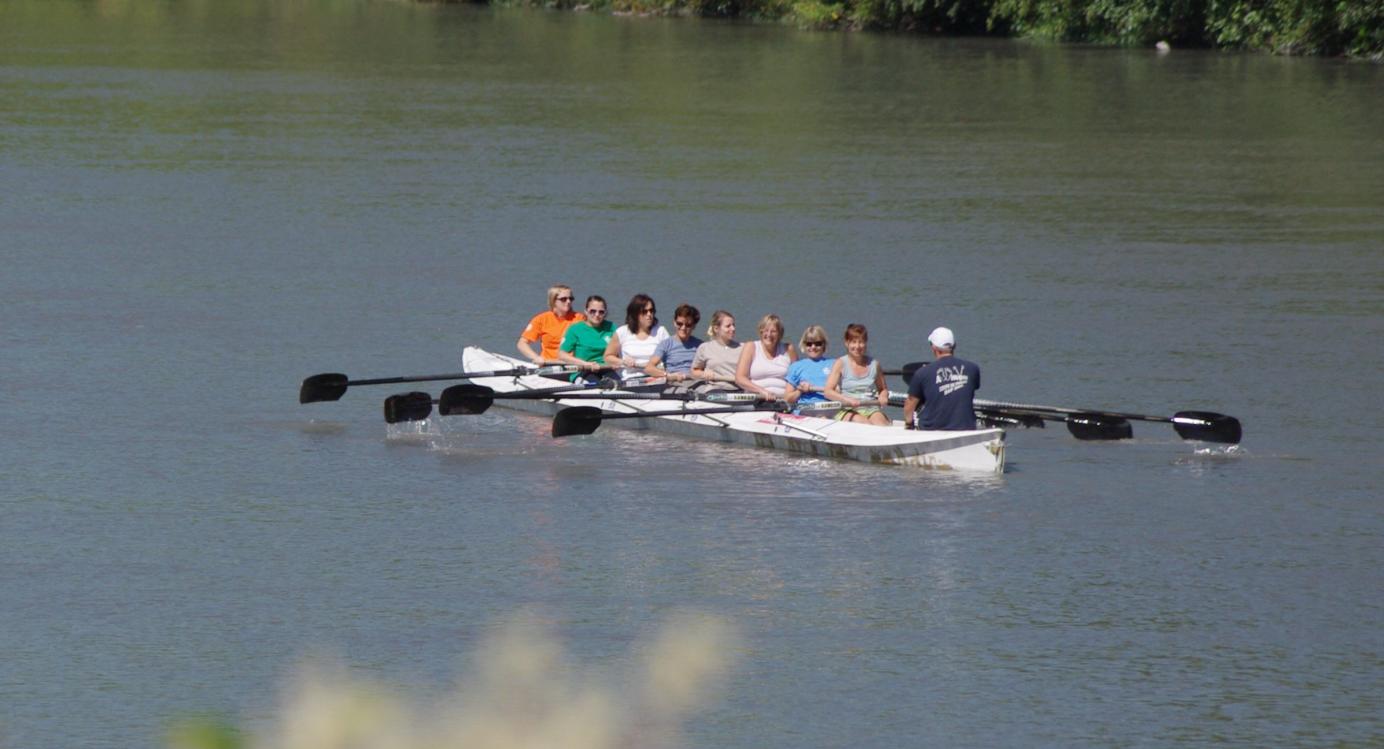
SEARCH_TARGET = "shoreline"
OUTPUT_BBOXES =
[419,0,1384,60]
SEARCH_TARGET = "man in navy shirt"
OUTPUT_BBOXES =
[904,327,980,430]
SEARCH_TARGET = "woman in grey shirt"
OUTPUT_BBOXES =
[690,310,741,388]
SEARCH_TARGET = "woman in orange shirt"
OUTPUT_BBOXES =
[516,284,585,365]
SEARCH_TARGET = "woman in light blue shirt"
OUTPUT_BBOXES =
[783,325,834,413]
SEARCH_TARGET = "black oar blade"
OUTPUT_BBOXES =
[552,406,604,438]
[383,392,433,424]
[899,361,924,388]
[1065,414,1133,441]
[439,384,495,416]
[1171,411,1242,444]
[976,409,1046,429]
[300,373,349,403]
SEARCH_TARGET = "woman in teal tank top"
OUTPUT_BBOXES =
[824,323,891,426]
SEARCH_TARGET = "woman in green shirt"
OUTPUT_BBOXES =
[557,295,616,379]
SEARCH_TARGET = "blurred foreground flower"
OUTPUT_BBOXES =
[169,612,736,749]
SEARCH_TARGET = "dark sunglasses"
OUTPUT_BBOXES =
[803,340,826,347]
[555,296,574,302]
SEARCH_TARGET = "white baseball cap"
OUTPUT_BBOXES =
[928,326,955,350]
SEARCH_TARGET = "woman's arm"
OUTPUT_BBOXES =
[874,363,890,407]
[603,334,624,368]
[517,337,543,365]
[823,360,859,407]
[734,344,768,396]
[783,375,803,405]
[556,332,599,371]
[644,354,667,380]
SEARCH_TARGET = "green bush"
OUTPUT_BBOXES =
[461,0,1384,55]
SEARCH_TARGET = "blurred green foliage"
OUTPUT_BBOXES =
[464,0,1383,56]
[167,718,244,749]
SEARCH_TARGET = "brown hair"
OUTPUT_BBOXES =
[673,303,701,326]
[843,323,868,343]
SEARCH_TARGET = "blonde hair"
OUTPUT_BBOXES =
[546,284,573,309]
[799,325,828,349]
[756,314,784,338]
[706,310,734,339]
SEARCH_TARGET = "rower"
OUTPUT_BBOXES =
[903,326,980,430]
[824,323,890,426]
[645,304,703,384]
[556,296,616,381]
[517,284,585,366]
[735,313,796,399]
[690,310,741,390]
[783,325,832,413]
[603,293,670,382]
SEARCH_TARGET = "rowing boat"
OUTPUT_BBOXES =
[460,347,1007,473]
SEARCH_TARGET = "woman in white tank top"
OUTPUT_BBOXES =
[735,313,797,398]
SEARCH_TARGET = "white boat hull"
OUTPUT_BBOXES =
[461,347,1006,473]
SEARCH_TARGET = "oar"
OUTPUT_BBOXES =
[552,402,787,438]
[383,391,435,424]
[382,379,614,422]
[973,407,1046,430]
[883,362,927,387]
[977,406,1130,440]
[300,364,577,404]
[886,393,1131,440]
[440,383,759,416]
[976,399,1241,444]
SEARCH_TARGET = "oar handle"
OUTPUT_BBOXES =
[352,364,572,387]
[584,402,788,421]
[351,372,468,387]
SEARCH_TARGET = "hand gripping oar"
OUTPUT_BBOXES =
[300,364,576,404]
[552,400,787,438]
[977,399,1241,444]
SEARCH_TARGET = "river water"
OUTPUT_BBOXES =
[2,1,1382,746]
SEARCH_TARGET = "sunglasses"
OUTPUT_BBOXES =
[587,308,607,315]
[640,307,656,315]
[803,340,826,347]
[555,296,574,302]
[674,320,696,328]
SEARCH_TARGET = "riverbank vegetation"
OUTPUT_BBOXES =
[460,0,1384,58]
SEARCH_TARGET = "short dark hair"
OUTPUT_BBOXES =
[673,303,700,326]
[584,295,606,309]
